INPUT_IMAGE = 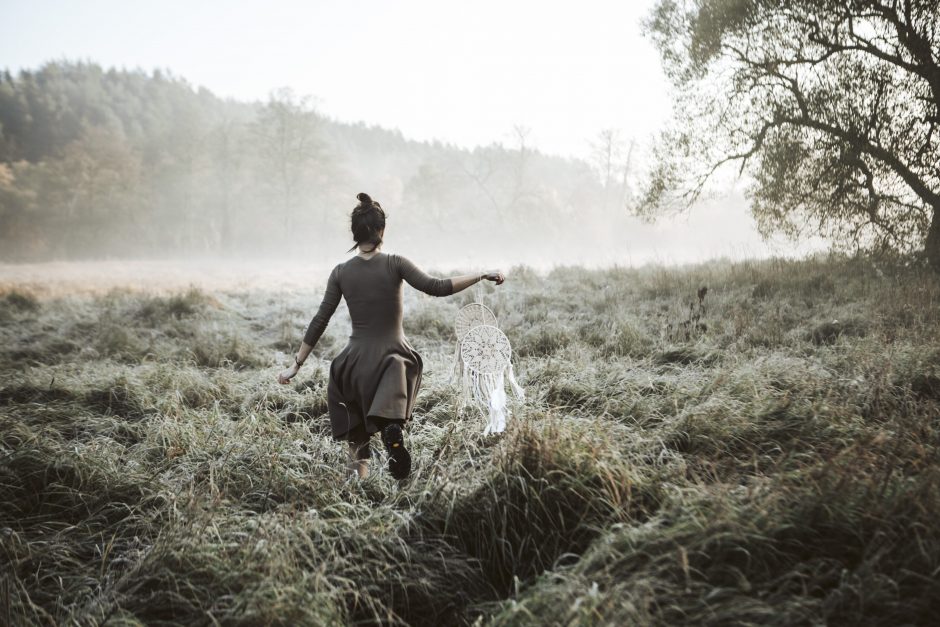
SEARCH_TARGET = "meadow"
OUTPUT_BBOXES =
[1,255,939,626]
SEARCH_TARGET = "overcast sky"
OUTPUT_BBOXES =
[0,0,673,160]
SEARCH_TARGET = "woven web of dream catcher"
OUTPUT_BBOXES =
[458,323,525,434]
[460,323,512,374]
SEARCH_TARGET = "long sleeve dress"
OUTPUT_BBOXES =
[303,253,453,441]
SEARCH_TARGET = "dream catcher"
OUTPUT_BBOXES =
[451,302,498,379]
[453,302,525,434]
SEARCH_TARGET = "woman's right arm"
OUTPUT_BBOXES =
[278,266,342,384]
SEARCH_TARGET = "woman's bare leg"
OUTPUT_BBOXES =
[347,442,370,479]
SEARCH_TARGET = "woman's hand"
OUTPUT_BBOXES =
[483,271,505,285]
[277,363,300,384]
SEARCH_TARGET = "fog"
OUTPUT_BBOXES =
[0,1,820,275]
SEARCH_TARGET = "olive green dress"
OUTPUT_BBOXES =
[303,253,453,441]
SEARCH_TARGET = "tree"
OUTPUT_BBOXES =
[642,0,940,271]
[455,148,502,220]
[590,129,637,210]
[254,88,322,240]
[510,124,532,202]
[48,127,142,256]
[208,115,246,254]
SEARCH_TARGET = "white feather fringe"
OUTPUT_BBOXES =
[460,363,525,434]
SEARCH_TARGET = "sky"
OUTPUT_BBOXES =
[0,0,672,161]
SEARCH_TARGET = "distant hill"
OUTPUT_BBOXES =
[0,62,625,262]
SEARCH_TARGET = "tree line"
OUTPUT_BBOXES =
[0,62,632,262]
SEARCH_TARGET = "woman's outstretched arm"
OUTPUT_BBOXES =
[396,255,504,296]
[450,271,505,293]
[278,266,342,384]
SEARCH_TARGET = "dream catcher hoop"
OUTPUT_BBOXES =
[455,302,498,341]
[458,324,525,434]
[452,303,499,380]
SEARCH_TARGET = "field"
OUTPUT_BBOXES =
[2,255,940,626]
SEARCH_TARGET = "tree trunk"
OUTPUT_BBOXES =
[927,204,940,273]
[219,198,232,256]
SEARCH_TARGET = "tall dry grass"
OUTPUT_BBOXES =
[1,253,939,625]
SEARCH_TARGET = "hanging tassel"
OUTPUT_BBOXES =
[462,366,516,435]
[450,341,463,384]
[460,364,473,411]
[507,363,525,401]
[484,373,508,434]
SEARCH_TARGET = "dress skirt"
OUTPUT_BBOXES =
[327,335,424,441]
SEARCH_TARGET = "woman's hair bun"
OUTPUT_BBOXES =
[356,192,373,206]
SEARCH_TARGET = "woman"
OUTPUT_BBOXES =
[278,193,504,480]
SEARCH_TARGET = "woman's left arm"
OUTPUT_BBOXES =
[396,255,504,296]
[450,271,505,293]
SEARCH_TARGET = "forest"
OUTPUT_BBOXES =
[0,62,636,262]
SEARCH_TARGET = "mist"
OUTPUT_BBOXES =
[0,62,815,277]
[0,0,818,274]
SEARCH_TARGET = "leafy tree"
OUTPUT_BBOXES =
[0,61,608,261]
[254,88,322,239]
[208,116,246,254]
[0,162,42,258]
[642,0,940,270]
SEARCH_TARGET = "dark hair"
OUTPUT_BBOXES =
[348,192,387,253]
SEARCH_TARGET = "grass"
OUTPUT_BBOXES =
[1,253,939,625]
